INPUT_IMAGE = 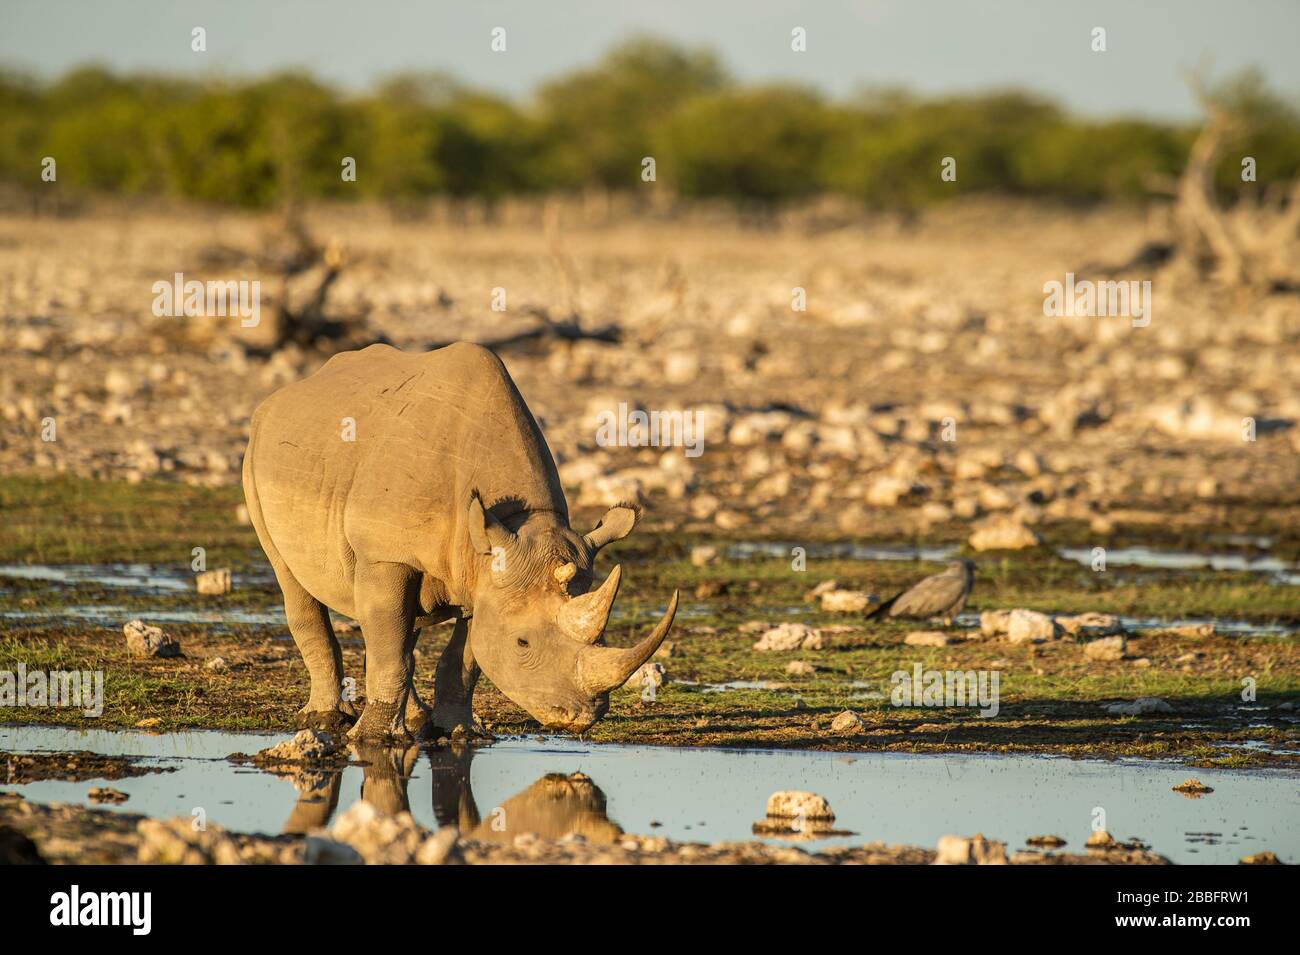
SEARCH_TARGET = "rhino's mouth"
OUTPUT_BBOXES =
[539,696,607,734]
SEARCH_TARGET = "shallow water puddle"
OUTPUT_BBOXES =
[3,725,1296,863]
[0,563,276,592]
[727,542,960,562]
[1057,546,1298,585]
[725,541,1299,586]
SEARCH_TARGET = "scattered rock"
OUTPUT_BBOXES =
[1103,697,1173,716]
[137,817,242,865]
[1172,778,1213,796]
[326,799,457,865]
[1083,635,1127,661]
[1056,612,1124,637]
[980,609,1013,637]
[1167,623,1215,638]
[738,620,771,635]
[694,579,728,599]
[753,622,825,652]
[628,662,666,690]
[690,544,719,567]
[820,589,873,613]
[784,660,816,676]
[1086,830,1116,848]
[1026,834,1066,848]
[904,630,951,647]
[764,791,835,820]
[204,656,229,672]
[829,710,866,735]
[87,787,129,804]
[866,475,915,508]
[123,619,181,658]
[803,579,838,602]
[934,833,1008,865]
[195,568,232,595]
[1239,851,1281,865]
[968,516,1041,552]
[1006,609,1059,644]
[415,826,462,865]
[256,730,341,763]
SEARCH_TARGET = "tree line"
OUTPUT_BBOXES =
[2,38,1296,210]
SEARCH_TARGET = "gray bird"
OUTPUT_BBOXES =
[866,559,975,626]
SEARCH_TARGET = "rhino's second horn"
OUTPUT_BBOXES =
[558,565,622,644]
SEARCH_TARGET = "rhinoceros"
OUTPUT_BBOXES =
[242,342,678,740]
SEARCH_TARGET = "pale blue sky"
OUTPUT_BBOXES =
[3,0,1296,119]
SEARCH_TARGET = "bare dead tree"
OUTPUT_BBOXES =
[1158,75,1300,290]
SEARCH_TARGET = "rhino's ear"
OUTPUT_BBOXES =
[583,503,640,555]
[468,493,514,556]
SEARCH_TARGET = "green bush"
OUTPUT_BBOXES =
[0,43,1295,211]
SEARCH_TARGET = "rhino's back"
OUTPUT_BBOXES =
[245,342,563,600]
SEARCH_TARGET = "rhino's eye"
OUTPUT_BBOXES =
[516,638,530,648]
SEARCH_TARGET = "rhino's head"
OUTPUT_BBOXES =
[466,495,678,733]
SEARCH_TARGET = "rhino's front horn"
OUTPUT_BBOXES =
[558,565,622,644]
[577,590,679,695]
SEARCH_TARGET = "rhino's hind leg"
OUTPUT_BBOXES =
[429,616,481,736]
[349,562,419,743]
[403,630,432,734]
[272,563,354,732]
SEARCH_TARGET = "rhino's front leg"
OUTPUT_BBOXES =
[429,616,480,735]
[349,562,419,743]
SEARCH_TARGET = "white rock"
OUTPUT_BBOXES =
[137,817,242,865]
[980,609,1013,637]
[415,827,462,865]
[753,623,825,652]
[1083,635,1127,661]
[829,710,866,735]
[866,475,913,507]
[1056,612,1123,637]
[258,729,340,762]
[690,544,719,567]
[969,516,1041,552]
[627,662,666,690]
[329,800,427,865]
[905,630,951,647]
[689,494,720,520]
[820,589,872,613]
[1005,609,1059,644]
[934,833,1008,865]
[123,619,181,658]
[785,660,816,676]
[765,791,835,820]
[195,568,232,595]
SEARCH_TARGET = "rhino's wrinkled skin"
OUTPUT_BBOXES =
[242,342,678,740]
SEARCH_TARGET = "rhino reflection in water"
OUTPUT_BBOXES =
[281,744,623,846]
[243,342,679,740]
[467,772,623,845]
